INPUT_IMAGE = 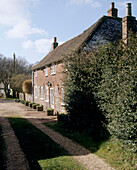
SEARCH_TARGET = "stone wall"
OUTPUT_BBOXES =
[19,93,33,102]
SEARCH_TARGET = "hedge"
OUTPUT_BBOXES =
[64,34,137,152]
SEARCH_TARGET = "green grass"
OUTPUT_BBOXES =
[45,121,137,170]
[8,118,85,170]
[1,98,16,100]
[0,125,6,170]
[39,156,84,170]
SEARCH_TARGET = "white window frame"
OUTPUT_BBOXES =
[35,70,37,78]
[61,87,65,106]
[45,86,49,102]
[40,87,44,100]
[35,86,38,98]
[51,64,56,75]
[45,67,48,77]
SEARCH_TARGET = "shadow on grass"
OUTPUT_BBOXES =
[45,121,110,153]
[0,125,6,170]
[8,118,71,170]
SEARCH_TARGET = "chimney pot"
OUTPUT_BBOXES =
[111,2,115,9]
[54,37,57,43]
[108,2,118,17]
[53,37,58,50]
[126,3,132,16]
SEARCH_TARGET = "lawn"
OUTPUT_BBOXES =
[0,124,6,170]
[8,118,85,170]
[45,121,137,170]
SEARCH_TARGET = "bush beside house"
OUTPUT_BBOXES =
[64,35,137,152]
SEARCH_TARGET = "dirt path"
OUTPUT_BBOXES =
[0,101,114,170]
[29,118,114,170]
[0,117,30,170]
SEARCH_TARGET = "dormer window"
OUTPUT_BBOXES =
[35,70,37,78]
[45,67,48,76]
[51,64,56,75]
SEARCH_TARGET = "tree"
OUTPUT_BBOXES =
[10,74,31,94]
[15,56,32,75]
[0,54,32,98]
[0,55,13,97]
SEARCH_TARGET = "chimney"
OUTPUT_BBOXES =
[122,3,136,44]
[107,2,118,17]
[52,37,58,50]
[126,3,132,16]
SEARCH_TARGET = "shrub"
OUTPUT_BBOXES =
[64,51,106,134]
[96,37,137,152]
[29,102,35,107]
[64,34,137,152]
[15,99,20,102]
[47,108,54,116]
[32,104,39,109]
[57,114,68,122]
[25,101,30,106]
[22,80,32,94]
[21,100,25,104]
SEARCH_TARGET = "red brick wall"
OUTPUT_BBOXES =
[33,62,66,114]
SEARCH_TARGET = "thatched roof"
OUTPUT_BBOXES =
[32,16,121,70]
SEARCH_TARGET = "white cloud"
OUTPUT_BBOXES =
[22,40,34,49]
[67,0,101,7]
[34,39,53,54]
[6,21,47,39]
[22,38,64,54]
[0,0,47,39]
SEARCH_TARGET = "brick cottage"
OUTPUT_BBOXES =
[31,2,137,114]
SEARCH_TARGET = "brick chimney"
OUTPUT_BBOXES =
[122,3,136,44]
[107,2,118,17]
[52,37,58,50]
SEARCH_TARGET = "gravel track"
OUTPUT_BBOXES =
[28,118,114,170]
[0,117,30,170]
[0,101,114,170]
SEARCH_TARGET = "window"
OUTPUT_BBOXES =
[45,67,48,76]
[40,87,43,100]
[45,86,49,102]
[51,64,56,75]
[35,70,37,78]
[50,88,54,109]
[35,86,38,98]
[61,88,65,105]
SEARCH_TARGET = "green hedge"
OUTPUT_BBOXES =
[64,34,137,152]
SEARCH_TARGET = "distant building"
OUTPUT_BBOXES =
[32,2,137,114]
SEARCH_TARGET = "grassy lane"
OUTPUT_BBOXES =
[0,124,6,170]
[45,121,137,170]
[8,118,85,170]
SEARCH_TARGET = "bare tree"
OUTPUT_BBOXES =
[0,55,13,97]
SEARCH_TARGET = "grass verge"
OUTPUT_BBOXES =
[45,121,137,170]
[8,118,85,170]
[0,124,6,170]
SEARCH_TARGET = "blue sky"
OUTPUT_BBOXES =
[0,0,137,64]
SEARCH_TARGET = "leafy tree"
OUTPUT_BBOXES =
[10,74,31,94]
